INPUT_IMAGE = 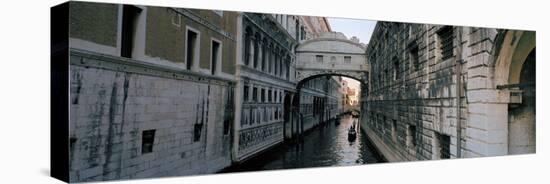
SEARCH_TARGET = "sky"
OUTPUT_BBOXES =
[327,18,375,93]
[327,17,377,45]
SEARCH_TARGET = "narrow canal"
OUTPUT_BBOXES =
[222,114,386,173]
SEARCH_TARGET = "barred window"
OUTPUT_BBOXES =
[316,55,323,63]
[344,56,352,63]
[437,26,454,60]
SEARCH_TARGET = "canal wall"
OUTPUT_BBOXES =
[362,22,536,161]
[68,50,235,182]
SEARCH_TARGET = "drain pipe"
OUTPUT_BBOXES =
[455,27,463,158]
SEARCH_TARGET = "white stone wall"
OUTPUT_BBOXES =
[68,51,234,182]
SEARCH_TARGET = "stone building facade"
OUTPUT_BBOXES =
[298,16,332,42]
[234,12,336,161]
[234,12,298,161]
[362,22,535,161]
[67,2,238,182]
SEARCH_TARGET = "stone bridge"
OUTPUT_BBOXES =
[295,32,369,84]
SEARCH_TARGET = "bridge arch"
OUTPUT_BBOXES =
[296,73,367,88]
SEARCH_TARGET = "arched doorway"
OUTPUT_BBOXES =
[508,49,535,154]
[494,30,536,155]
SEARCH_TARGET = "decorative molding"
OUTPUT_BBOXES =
[70,48,236,86]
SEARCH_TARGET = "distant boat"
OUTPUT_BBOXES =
[351,111,359,118]
[348,126,357,141]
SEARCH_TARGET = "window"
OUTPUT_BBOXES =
[223,119,230,135]
[211,40,221,75]
[437,132,451,159]
[408,125,417,147]
[244,29,251,66]
[171,13,181,27]
[437,26,454,61]
[316,55,323,63]
[121,5,141,58]
[392,120,397,142]
[268,89,272,102]
[253,35,259,69]
[285,59,290,79]
[194,123,203,142]
[262,39,267,71]
[300,26,306,40]
[243,85,249,102]
[410,46,419,71]
[252,87,258,102]
[261,89,266,102]
[344,56,351,64]
[186,28,199,70]
[393,57,400,81]
[274,52,279,76]
[141,129,155,154]
[295,20,300,40]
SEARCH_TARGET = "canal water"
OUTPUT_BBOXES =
[222,114,385,173]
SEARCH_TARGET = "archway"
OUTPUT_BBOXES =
[493,30,536,154]
[508,48,535,154]
[294,74,367,135]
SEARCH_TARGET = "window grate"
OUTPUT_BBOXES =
[437,26,454,61]
[344,56,352,64]
[316,55,323,63]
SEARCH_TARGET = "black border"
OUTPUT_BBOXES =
[51,2,69,183]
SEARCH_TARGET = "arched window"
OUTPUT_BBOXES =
[295,20,300,40]
[286,56,291,79]
[253,32,260,69]
[262,38,268,71]
[273,47,279,75]
[267,42,273,73]
[243,27,252,66]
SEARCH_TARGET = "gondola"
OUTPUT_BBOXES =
[348,126,357,141]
